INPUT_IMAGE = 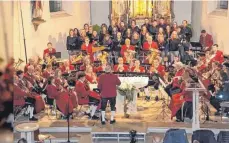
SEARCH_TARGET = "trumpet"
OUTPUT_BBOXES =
[14,58,24,70]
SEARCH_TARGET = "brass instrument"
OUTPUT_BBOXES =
[37,56,44,65]
[124,50,136,64]
[92,46,105,53]
[97,51,109,62]
[146,48,159,64]
[133,67,140,72]
[14,58,24,70]
[46,56,56,65]
[72,52,84,63]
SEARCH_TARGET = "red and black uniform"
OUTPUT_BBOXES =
[75,80,100,106]
[14,84,27,107]
[43,48,56,59]
[81,44,93,61]
[211,50,224,64]
[120,45,135,57]
[130,66,145,73]
[98,73,121,111]
[199,34,213,50]
[143,41,158,51]
[22,75,45,113]
[46,84,74,116]
[149,64,165,78]
[113,64,129,72]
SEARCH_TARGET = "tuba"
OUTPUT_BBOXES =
[14,58,24,70]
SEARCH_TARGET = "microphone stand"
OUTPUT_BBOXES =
[20,2,28,64]
[66,87,72,143]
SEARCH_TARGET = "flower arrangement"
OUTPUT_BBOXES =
[118,82,136,118]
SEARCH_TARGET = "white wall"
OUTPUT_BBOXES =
[13,1,91,64]
[0,1,13,67]
[90,1,110,26]
[173,1,192,25]
[197,1,229,54]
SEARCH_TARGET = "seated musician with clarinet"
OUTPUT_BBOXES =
[75,72,100,120]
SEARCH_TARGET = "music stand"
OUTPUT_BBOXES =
[190,42,203,58]
[50,52,61,59]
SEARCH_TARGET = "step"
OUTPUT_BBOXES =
[91,132,146,142]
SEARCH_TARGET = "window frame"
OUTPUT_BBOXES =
[217,0,228,10]
[49,1,63,13]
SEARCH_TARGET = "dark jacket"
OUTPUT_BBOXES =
[112,38,124,51]
[169,39,180,51]
[66,36,77,50]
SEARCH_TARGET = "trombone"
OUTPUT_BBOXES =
[14,58,24,70]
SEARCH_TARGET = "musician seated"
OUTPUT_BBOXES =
[43,64,54,79]
[143,36,158,51]
[19,69,45,114]
[14,73,38,121]
[96,59,108,72]
[81,37,93,61]
[75,73,100,120]
[24,58,35,73]
[149,59,165,78]
[64,60,75,72]
[43,42,56,59]
[54,69,68,90]
[85,65,98,84]
[199,30,213,51]
[46,76,74,118]
[114,57,129,72]
[123,50,135,64]
[59,62,66,73]
[210,44,224,64]
[24,65,36,86]
[80,57,92,71]
[131,60,145,73]
[121,39,135,57]
[169,70,194,122]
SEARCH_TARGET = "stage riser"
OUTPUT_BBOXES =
[92,132,146,142]
[39,127,92,133]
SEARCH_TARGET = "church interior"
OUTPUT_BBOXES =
[1,0,229,143]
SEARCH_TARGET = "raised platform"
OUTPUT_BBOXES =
[14,97,229,143]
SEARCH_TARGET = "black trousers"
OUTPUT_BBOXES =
[101,97,116,111]
[89,96,100,106]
